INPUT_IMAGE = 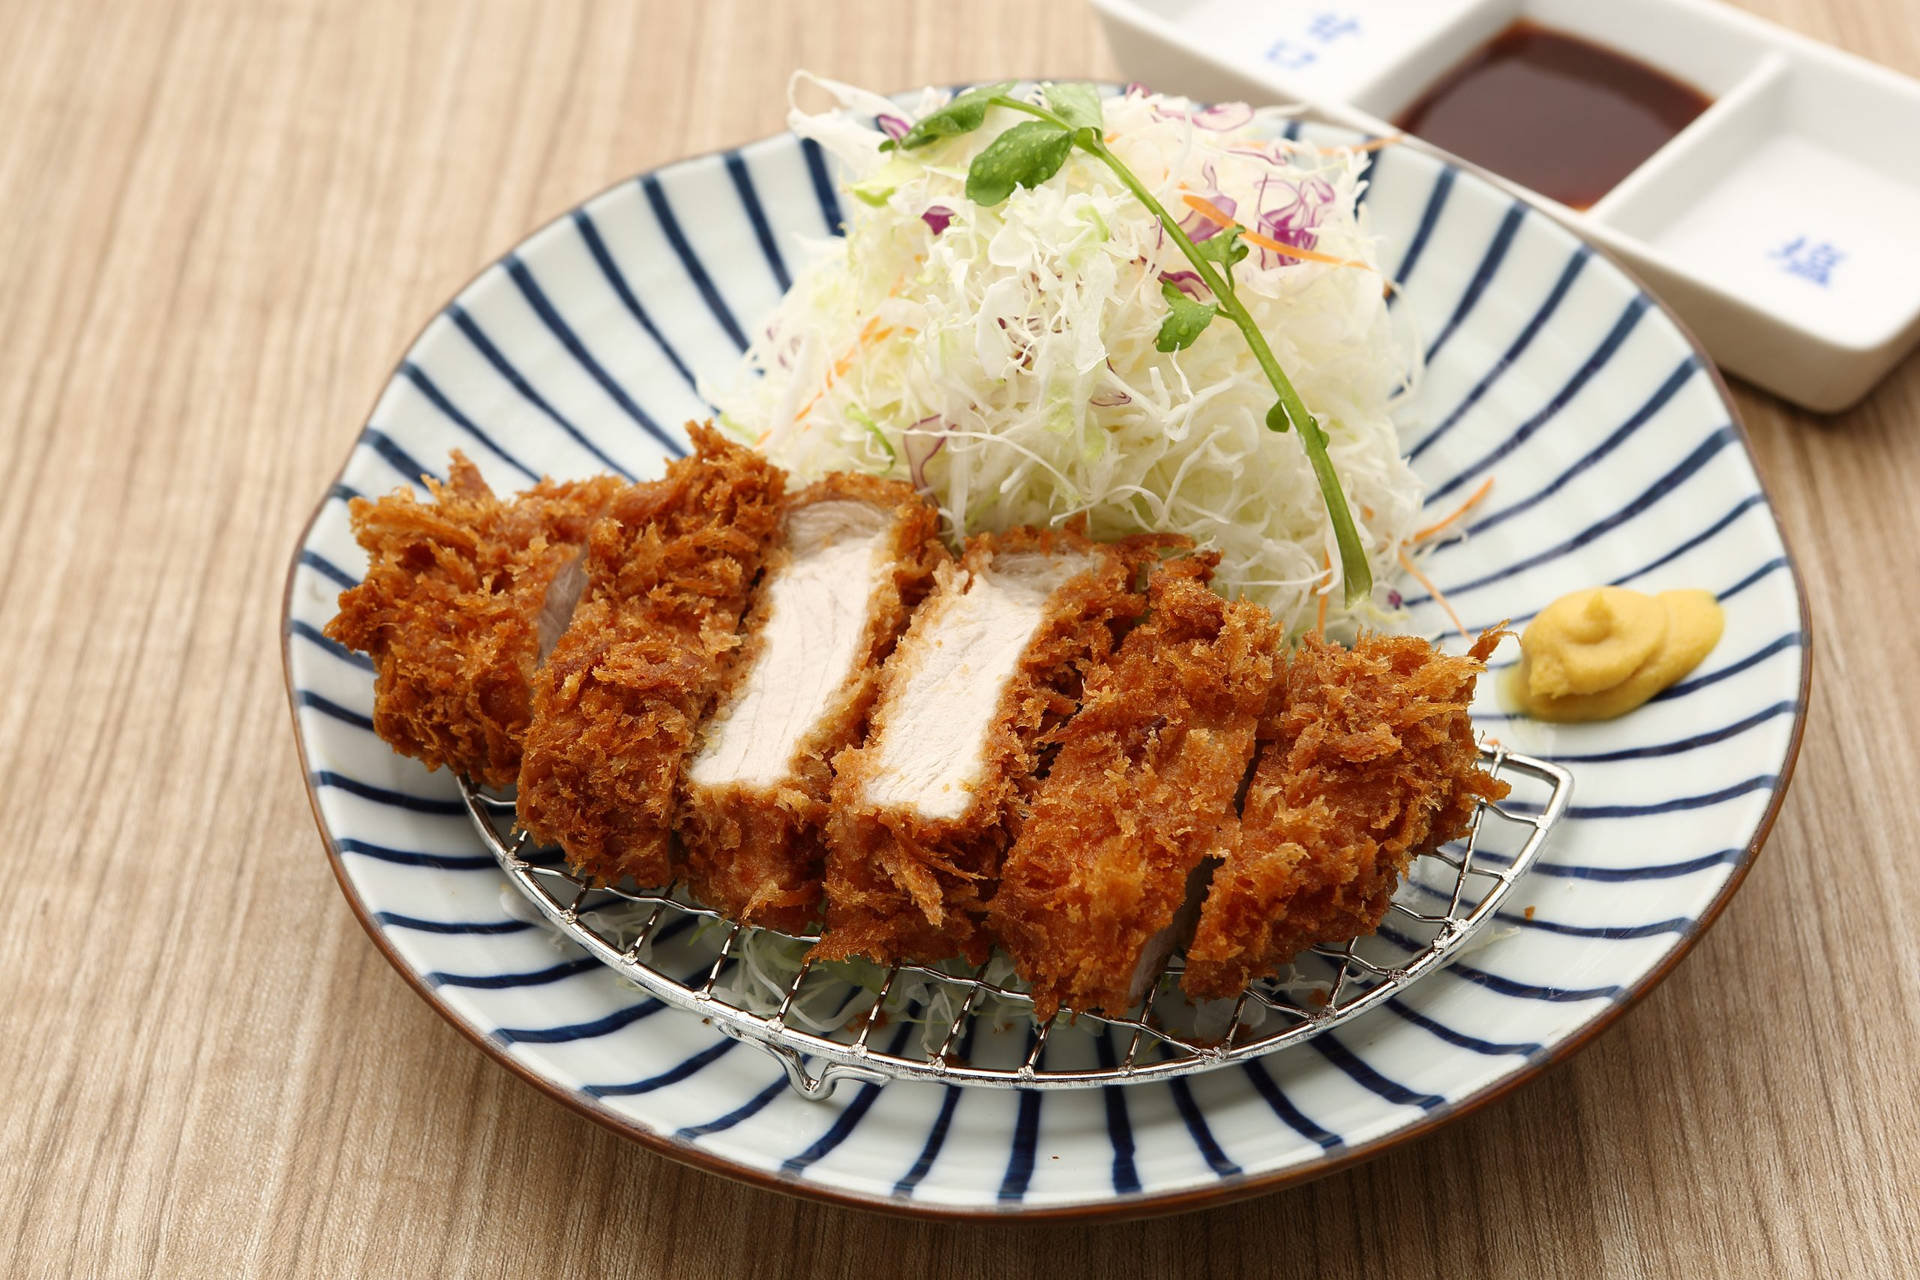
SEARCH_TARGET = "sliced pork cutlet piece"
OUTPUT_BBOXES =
[989,557,1281,1020]
[516,424,785,887]
[1182,629,1509,1001]
[815,528,1158,968]
[678,475,943,933]
[324,452,626,789]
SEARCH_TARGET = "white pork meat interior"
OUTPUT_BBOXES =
[686,499,895,791]
[860,548,1096,821]
[533,551,590,664]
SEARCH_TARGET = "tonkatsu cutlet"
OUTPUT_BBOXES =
[1181,630,1508,1001]
[990,557,1281,1020]
[516,424,785,887]
[324,452,627,788]
[678,475,943,933]
[815,528,1157,967]
[328,440,1514,1013]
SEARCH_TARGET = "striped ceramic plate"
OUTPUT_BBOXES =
[282,99,1809,1218]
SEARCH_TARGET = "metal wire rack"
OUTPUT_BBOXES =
[460,745,1571,1100]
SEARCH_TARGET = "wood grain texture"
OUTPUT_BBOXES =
[1,0,1915,1275]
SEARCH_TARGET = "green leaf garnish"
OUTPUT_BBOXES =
[1193,225,1249,273]
[964,120,1073,206]
[882,81,1014,151]
[1155,280,1218,352]
[1043,83,1104,138]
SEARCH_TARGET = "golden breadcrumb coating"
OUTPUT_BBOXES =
[334,442,1509,1009]
[1181,629,1508,1000]
[990,557,1281,1019]
[323,453,626,788]
[515,424,785,887]
[813,528,1167,968]
[678,474,944,933]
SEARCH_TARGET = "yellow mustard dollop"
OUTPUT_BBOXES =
[1507,586,1723,722]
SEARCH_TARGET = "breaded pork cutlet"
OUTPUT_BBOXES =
[815,527,1158,968]
[324,453,626,788]
[516,424,785,887]
[1181,630,1508,1000]
[678,475,943,933]
[990,557,1281,1020]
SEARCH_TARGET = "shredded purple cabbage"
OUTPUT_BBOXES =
[1158,270,1206,301]
[1223,143,1291,167]
[1255,175,1335,269]
[1175,163,1235,242]
[904,417,947,491]
[1189,102,1255,131]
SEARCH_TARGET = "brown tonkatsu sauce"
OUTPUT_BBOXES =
[1395,21,1712,210]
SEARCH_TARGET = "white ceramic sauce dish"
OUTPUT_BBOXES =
[1094,0,1920,411]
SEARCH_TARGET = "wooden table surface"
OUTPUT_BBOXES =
[3,0,1916,1275]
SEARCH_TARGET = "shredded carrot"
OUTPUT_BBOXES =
[1313,551,1331,638]
[1397,545,1468,639]
[838,320,893,374]
[1317,134,1404,155]
[1178,194,1371,269]
[794,317,912,424]
[1412,476,1495,543]
[791,267,927,426]
[1247,233,1371,270]
[1178,193,1236,229]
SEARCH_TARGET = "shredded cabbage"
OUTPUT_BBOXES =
[704,76,1427,637]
